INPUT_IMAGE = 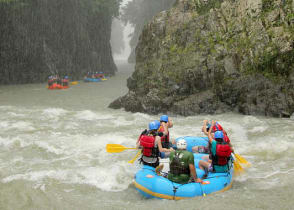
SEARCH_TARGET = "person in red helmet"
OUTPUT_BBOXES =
[198,121,232,177]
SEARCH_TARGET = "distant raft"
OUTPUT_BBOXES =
[134,136,234,200]
[48,83,69,90]
[84,78,102,82]
[70,81,78,85]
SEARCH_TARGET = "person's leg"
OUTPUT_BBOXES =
[198,160,210,170]
[202,155,210,161]
[192,146,199,153]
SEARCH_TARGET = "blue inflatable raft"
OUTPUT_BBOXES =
[134,136,234,200]
[84,78,101,82]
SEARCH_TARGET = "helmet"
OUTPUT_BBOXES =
[99,72,103,74]
[64,76,68,79]
[160,115,168,122]
[176,138,187,150]
[213,122,223,132]
[214,131,224,139]
[149,121,160,130]
[154,120,161,129]
[206,123,211,132]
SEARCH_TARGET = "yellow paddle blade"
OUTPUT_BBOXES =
[128,150,141,164]
[234,160,244,176]
[235,154,251,167]
[106,144,136,153]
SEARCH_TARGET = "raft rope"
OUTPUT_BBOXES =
[171,182,185,200]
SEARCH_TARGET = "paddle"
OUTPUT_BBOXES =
[106,144,137,153]
[233,160,244,175]
[234,153,251,167]
[128,150,141,164]
[232,153,245,175]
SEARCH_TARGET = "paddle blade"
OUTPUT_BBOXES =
[234,161,244,176]
[235,154,251,167]
[128,150,141,164]
[106,144,136,153]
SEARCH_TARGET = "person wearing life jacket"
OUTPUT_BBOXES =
[62,76,69,87]
[211,121,234,153]
[138,121,174,168]
[193,120,234,154]
[192,120,211,154]
[48,76,54,88]
[198,121,232,176]
[158,115,173,150]
[168,139,202,184]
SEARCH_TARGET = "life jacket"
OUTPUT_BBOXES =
[223,133,230,143]
[211,140,232,167]
[48,79,54,86]
[170,151,190,175]
[158,125,170,149]
[212,122,223,132]
[139,135,159,158]
[62,79,69,87]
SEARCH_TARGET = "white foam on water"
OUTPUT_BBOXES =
[1,162,133,192]
[249,126,268,133]
[132,112,151,119]
[0,105,14,110]
[77,163,133,192]
[2,170,69,183]
[7,112,26,117]
[74,110,115,121]
[242,115,264,124]
[42,108,68,119]
[9,121,35,131]
[0,121,9,129]
[34,141,64,155]
[249,138,294,156]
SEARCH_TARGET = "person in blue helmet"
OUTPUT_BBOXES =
[137,120,174,168]
[192,120,211,154]
[158,115,175,150]
[198,121,232,177]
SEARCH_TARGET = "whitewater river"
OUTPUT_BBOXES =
[0,61,293,210]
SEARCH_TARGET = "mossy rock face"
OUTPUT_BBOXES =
[110,0,294,117]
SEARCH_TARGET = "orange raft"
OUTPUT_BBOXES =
[48,83,69,90]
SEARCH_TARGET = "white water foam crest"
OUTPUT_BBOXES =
[249,138,294,155]
[34,141,65,155]
[74,110,115,121]
[1,163,133,192]
[0,121,9,129]
[10,121,35,131]
[0,136,31,149]
[42,108,68,119]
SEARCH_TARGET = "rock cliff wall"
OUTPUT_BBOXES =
[0,0,119,84]
[110,0,294,118]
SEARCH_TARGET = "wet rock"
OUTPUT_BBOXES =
[110,0,294,118]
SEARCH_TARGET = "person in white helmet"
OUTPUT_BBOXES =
[167,139,202,184]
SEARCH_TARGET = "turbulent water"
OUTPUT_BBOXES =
[0,61,294,210]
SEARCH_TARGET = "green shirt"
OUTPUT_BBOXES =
[211,140,230,173]
[168,150,194,184]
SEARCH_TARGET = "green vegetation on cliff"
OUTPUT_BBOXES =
[110,0,294,118]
